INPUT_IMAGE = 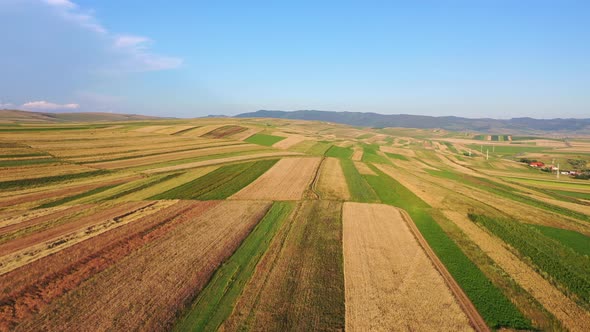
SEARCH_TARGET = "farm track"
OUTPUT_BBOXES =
[398,209,490,332]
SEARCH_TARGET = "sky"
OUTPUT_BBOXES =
[0,0,589,119]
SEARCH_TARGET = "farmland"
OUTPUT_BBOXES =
[0,115,589,331]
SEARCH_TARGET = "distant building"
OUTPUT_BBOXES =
[529,162,545,168]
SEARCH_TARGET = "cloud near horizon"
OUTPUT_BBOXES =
[21,101,80,111]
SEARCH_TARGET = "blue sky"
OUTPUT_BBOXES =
[1,0,589,118]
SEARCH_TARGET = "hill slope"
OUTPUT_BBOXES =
[0,110,165,123]
[236,110,590,133]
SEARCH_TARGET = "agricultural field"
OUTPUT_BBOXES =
[0,116,589,331]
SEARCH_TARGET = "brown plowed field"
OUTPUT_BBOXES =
[343,203,473,331]
[316,157,350,200]
[14,200,270,332]
[0,201,216,331]
[230,127,261,140]
[231,157,321,200]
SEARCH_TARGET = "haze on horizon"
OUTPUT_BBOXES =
[1,0,588,119]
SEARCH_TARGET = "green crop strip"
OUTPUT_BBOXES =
[325,146,353,159]
[340,160,379,203]
[36,183,124,209]
[174,202,294,332]
[363,165,531,329]
[470,214,590,309]
[0,158,60,167]
[102,173,182,201]
[151,160,278,200]
[441,141,459,153]
[384,152,409,161]
[0,169,111,191]
[361,144,391,164]
[531,225,590,257]
[245,133,285,146]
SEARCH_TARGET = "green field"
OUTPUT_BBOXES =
[340,160,379,203]
[531,225,590,257]
[384,152,409,161]
[174,202,294,332]
[245,133,286,146]
[325,145,353,159]
[151,160,277,199]
[470,214,590,309]
[361,144,391,164]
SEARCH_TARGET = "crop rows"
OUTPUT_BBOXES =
[152,160,278,200]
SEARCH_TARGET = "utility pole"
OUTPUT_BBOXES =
[557,163,560,179]
[486,149,489,160]
[480,145,483,153]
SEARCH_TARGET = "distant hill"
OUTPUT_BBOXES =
[0,110,166,123]
[236,110,590,134]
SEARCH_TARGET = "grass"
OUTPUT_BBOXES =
[364,164,531,329]
[325,146,353,159]
[470,214,590,309]
[0,158,60,167]
[306,142,332,155]
[245,133,286,146]
[151,160,277,199]
[361,144,391,164]
[530,225,590,257]
[384,152,409,161]
[552,189,590,200]
[0,169,110,191]
[174,202,294,332]
[340,160,379,203]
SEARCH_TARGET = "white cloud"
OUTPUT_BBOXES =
[22,101,80,111]
[41,0,181,70]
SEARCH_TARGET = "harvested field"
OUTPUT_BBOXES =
[229,127,261,141]
[343,203,472,331]
[14,201,270,332]
[86,144,259,169]
[179,124,229,137]
[221,200,344,331]
[202,125,247,138]
[0,201,210,330]
[272,135,307,149]
[351,148,363,161]
[353,161,376,175]
[316,157,350,200]
[231,157,321,200]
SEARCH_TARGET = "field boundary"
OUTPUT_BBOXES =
[398,208,490,332]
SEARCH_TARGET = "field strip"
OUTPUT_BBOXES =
[353,161,376,175]
[173,202,295,331]
[87,144,260,169]
[145,151,302,173]
[0,206,71,229]
[271,135,306,149]
[0,204,90,237]
[14,201,270,331]
[343,203,473,332]
[220,200,344,331]
[316,157,350,200]
[397,208,489,332]
[179,124,227,137]
[443,210,590,331]
[0,201,174,275]
[229,127,261,141]
[0,201,203,330]
[230,157,321,200]
[133,125,172,133]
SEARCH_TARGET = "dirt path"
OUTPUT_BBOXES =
[343,203,475,332]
